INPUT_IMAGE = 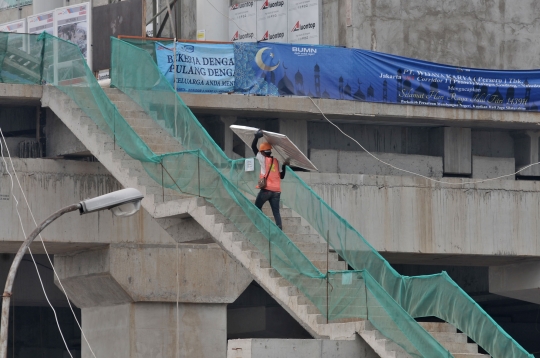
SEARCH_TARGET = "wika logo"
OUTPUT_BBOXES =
[291,21,316,32]
[292,46,317,56]
[261,0,284,10]
[260,30,285,41]
[231,31,254,41]
[231,1,253,10]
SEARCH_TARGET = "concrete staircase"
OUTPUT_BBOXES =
[42,85,490,358]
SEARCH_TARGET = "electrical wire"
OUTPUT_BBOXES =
[307,97,540,186]
[0,132,73,357]
[0,128,96,357]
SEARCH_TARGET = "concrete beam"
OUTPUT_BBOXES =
[227,337,378,358]
[489,261,540,304]
[54,244,252,307]
[298,172,540,265]
[0,84,41,106]
[179,93,540,130]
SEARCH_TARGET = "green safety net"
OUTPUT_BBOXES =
[0,31,532,357]
[111,37,534,358]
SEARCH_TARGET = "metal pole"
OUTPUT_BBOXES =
[146,0,178,26]
[197,152,200,197]
[0,203,80,358]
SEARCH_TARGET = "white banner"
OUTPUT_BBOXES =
[288,0,319,44]
[228,1,256,42]
[28,10,54,35]
[0,19,27,33]
[257,0,288,43]
[54,2,92,67]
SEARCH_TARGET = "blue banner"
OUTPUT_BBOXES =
[233,42,540,111]
[156,42,235,94]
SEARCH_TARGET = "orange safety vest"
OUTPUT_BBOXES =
[258,157,281,192]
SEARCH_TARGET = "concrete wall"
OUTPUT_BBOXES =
[45,109,88,157]
[298,172,540,264]
[0,158,177,250]
[196,0,229,41]
[82,302,227,358]
[227,337,378,358]
[311,149,443,178]
[330,0,540,70]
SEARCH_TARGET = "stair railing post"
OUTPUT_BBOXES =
[197,150,201,197]
[268,220,271,267]
[161,160,165,202]
[326,229,329,324]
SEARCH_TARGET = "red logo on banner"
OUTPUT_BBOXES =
[291,21,316,32]
[261,31,269,41]
[261,0,269,9]
[231,31,239,41]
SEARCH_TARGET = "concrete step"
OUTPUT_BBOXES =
[430,331,467,343]
[418,322,456,333]
[294,242,329,253]
[287,233,324,244]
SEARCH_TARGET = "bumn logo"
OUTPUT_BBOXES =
[291,21,316,32]
[261,0,285,10]
[292,46,317,56]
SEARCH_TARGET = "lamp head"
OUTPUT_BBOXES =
[79,188,144,217]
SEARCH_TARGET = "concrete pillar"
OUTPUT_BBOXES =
[278,118,308,155]
[489,261,540,304]
[82,302,227,358]
[512,130,540,176]
[443,127,471,175]
[220,115,237,158]
[55,245,252,357]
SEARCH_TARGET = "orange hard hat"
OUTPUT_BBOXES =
[259,142,272,151]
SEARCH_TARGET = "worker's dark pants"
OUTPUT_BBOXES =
[255,189,282,230]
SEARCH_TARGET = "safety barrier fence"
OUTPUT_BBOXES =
[113,36,534,358]
[0,31,532,357]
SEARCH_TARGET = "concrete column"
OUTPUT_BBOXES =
[512,130,540,176]
[82,302,227,358]
[219,115,237,158]
[443,127,471,175]
[489,261,540,304]
[278,118,308,155]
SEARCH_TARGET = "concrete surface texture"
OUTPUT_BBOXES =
[227,337,379,358]
[489,261,540,304]
[181,91,540,129]
[329,0,540,70]
[45,109,89,157]
[443,127,471,175]
[298,172,540,264]
[311,149,443,177]
[82,302,227,358]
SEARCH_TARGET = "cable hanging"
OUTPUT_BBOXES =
[308,97,540,186]
[0,128,97,358]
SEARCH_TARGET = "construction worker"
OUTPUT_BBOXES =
[252,129,288,230]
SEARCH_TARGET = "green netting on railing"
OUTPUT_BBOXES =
[108,37,535,358]
[109,36,454,358]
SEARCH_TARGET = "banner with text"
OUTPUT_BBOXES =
[257,0,288,43]
[156,42,235,94]
[229,1,257,42]
[233,42,540,111]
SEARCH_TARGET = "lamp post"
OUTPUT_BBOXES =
[0,188,144,358]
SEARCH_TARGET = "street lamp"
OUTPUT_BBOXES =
[0,188,144,358]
